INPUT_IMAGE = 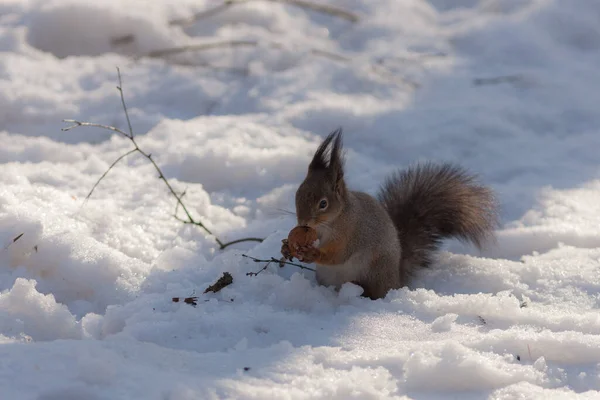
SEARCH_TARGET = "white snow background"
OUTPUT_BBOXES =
[1,0,600,398]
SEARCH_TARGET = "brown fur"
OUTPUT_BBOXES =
[284,129,499,299]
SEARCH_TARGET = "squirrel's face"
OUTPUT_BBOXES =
[295,128,347,233]
[295,169,345,230]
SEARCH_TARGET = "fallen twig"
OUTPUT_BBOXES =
[63,67,264,250]
[112,0,358,47]
[140,39,418,88]
[169,0,358,27]
[246,258,273,276]
[473,75,524,86]
[2,233,24,251]
[172,296,199,306]
[142,40,259,59]
[204,272,234,293]
[242,254,316,272]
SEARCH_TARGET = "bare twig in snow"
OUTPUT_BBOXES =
[473,75,524,86]
[140,39,418,88]
[170,0,359,27]
[246,258,273,276]
[2,233,24,251]
[112,0,358,47]
[84,149,137,202]
[169,2,234,27]
[279,0,359,22]
[242,254,316,272]
[204,272,234,293]
[142,40,259,59]
[62,67,264,250]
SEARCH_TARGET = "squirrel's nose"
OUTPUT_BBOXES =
[296,217,313,228]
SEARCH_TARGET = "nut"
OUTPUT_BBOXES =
[287,225,318,257]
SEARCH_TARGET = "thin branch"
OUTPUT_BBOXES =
[116,67,134,138]
[221,237,265,249]
[169,2,234,27]
[63,67,264,250]
[174,189,188,218]
[3,233,24,251]
[309,48,351,62]
[169,0,359,28]
[142,40,259,59]
[140,40,417,88]
[62,120,129,138]
[246,258,272,276]
[113,0,358,45]
[84,148,137,203]
[242,254,316,272]
[473,75,524,86]
[279,0,359,23]
[141,40,351,64]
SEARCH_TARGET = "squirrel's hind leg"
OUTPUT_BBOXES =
[358,253,401,300]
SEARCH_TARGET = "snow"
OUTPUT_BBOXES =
[1,0,600,398]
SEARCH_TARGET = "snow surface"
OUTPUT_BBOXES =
[1,0,600,398]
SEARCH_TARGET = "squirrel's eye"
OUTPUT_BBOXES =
[318,199,328,209]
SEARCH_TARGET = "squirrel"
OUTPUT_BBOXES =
[281,128,499,300]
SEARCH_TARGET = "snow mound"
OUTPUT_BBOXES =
[1,0,600,398]
[26,1,182,58]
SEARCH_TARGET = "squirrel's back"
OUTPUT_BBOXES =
[377,162,499,285]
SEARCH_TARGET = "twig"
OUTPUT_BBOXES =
[170,0,359,27]
[204,272,234,293]
[246,258,272,276]
[473,75,523,86]
[116,69,134,137]
[84,148,137,203]
[113,0,358,47]
[279,0,359,22]
[168,2,236,27]
[142,40,259,59]
[242,254,316,272]
[62,67,264,250]
[140,40,417,88]
[62,120,129,138]
[140,40,350,62]
[222,237,265,249]
[3,233,24,251]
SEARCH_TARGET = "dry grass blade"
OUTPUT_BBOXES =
[112,0,358,50]
[281,0,359,23]
[140,40,417,88]
[169,2,233,27]
[143,40,259,59]
[169,0,359,28]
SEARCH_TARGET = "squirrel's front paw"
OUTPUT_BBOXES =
[280,239,293,261]
[295,246,320,264]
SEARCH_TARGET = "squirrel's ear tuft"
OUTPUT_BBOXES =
[309,128,344,173]
[329,128,345,185]
[309,128,346,195]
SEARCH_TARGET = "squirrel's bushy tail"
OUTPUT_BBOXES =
[377,162,498,282]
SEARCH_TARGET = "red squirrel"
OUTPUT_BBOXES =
[281,129,498,299]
